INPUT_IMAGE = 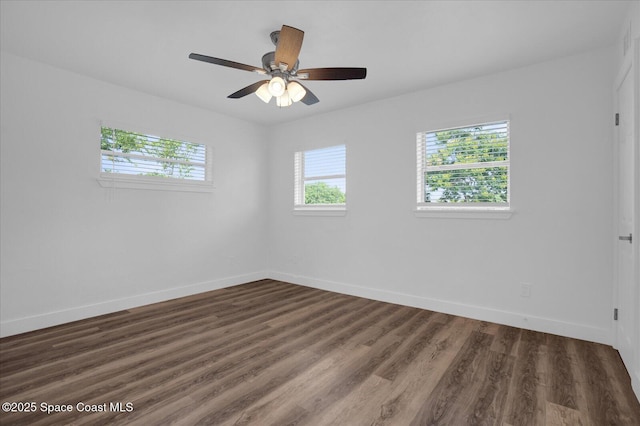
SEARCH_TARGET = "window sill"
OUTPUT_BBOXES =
[414,208,513,220]
[293,206,347,217]
[97,175,214,193]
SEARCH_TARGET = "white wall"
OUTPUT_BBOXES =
[268,47,615,344]
[0,44,620,348]
[0,52,269,336]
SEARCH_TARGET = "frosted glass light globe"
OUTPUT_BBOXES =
[268,77,286,97]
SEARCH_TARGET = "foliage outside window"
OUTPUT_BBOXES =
[417,120,509,209]
[294,145,346,209]
[100,126,212,190]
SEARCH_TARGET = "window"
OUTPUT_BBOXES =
[98,126,212,192]
[417,119,510,215]
[294,145,346,211]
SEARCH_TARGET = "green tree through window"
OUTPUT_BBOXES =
[420,121,509,205]
[304,182,346,204]
[100,127,207,180]
[295,145,346,208]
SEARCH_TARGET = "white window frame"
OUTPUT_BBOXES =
[415,117,513,219]
[97,122,213,193]
[294,144,347,216]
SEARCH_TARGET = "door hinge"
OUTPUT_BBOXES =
[615,113,619,126]
[614,308,618,321]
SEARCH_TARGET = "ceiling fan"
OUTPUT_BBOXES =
[188,25,367,107]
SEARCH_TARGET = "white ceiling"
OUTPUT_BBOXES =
[0,0,631,126]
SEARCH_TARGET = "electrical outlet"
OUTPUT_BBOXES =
[521,283,531,298]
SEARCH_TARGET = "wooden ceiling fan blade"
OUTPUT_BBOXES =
[274,25,304,71]
[228,80,269,99]
[297,83,319,105]
[297,67,367,80]
[189,53,265,73]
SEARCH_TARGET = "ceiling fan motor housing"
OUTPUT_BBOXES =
[262,51,299,75]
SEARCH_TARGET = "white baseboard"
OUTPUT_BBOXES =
[1,270,614,347]
[2,270,628,399]
[0,271,268,338]
[632,368,640,403]
[267,271,613,346]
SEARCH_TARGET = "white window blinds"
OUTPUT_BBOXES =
[417,120,509,208]
[295,145,346,207]
[100,127,211,182]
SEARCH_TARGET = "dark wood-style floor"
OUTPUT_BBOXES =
[1,280,639,425]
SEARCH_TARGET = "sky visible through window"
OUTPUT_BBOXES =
[304,145,346,194]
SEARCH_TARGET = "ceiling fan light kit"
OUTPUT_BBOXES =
[267,75,287,97]
[255,83,272,103]
[276,90,293,107]
[287,81,306,103]
[189,24,367,108]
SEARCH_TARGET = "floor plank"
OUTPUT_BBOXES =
[545,401,585,426]
[547,334,578,410]
[1,280,639,425]
[408,330,494,425]
[501,329,548,425]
